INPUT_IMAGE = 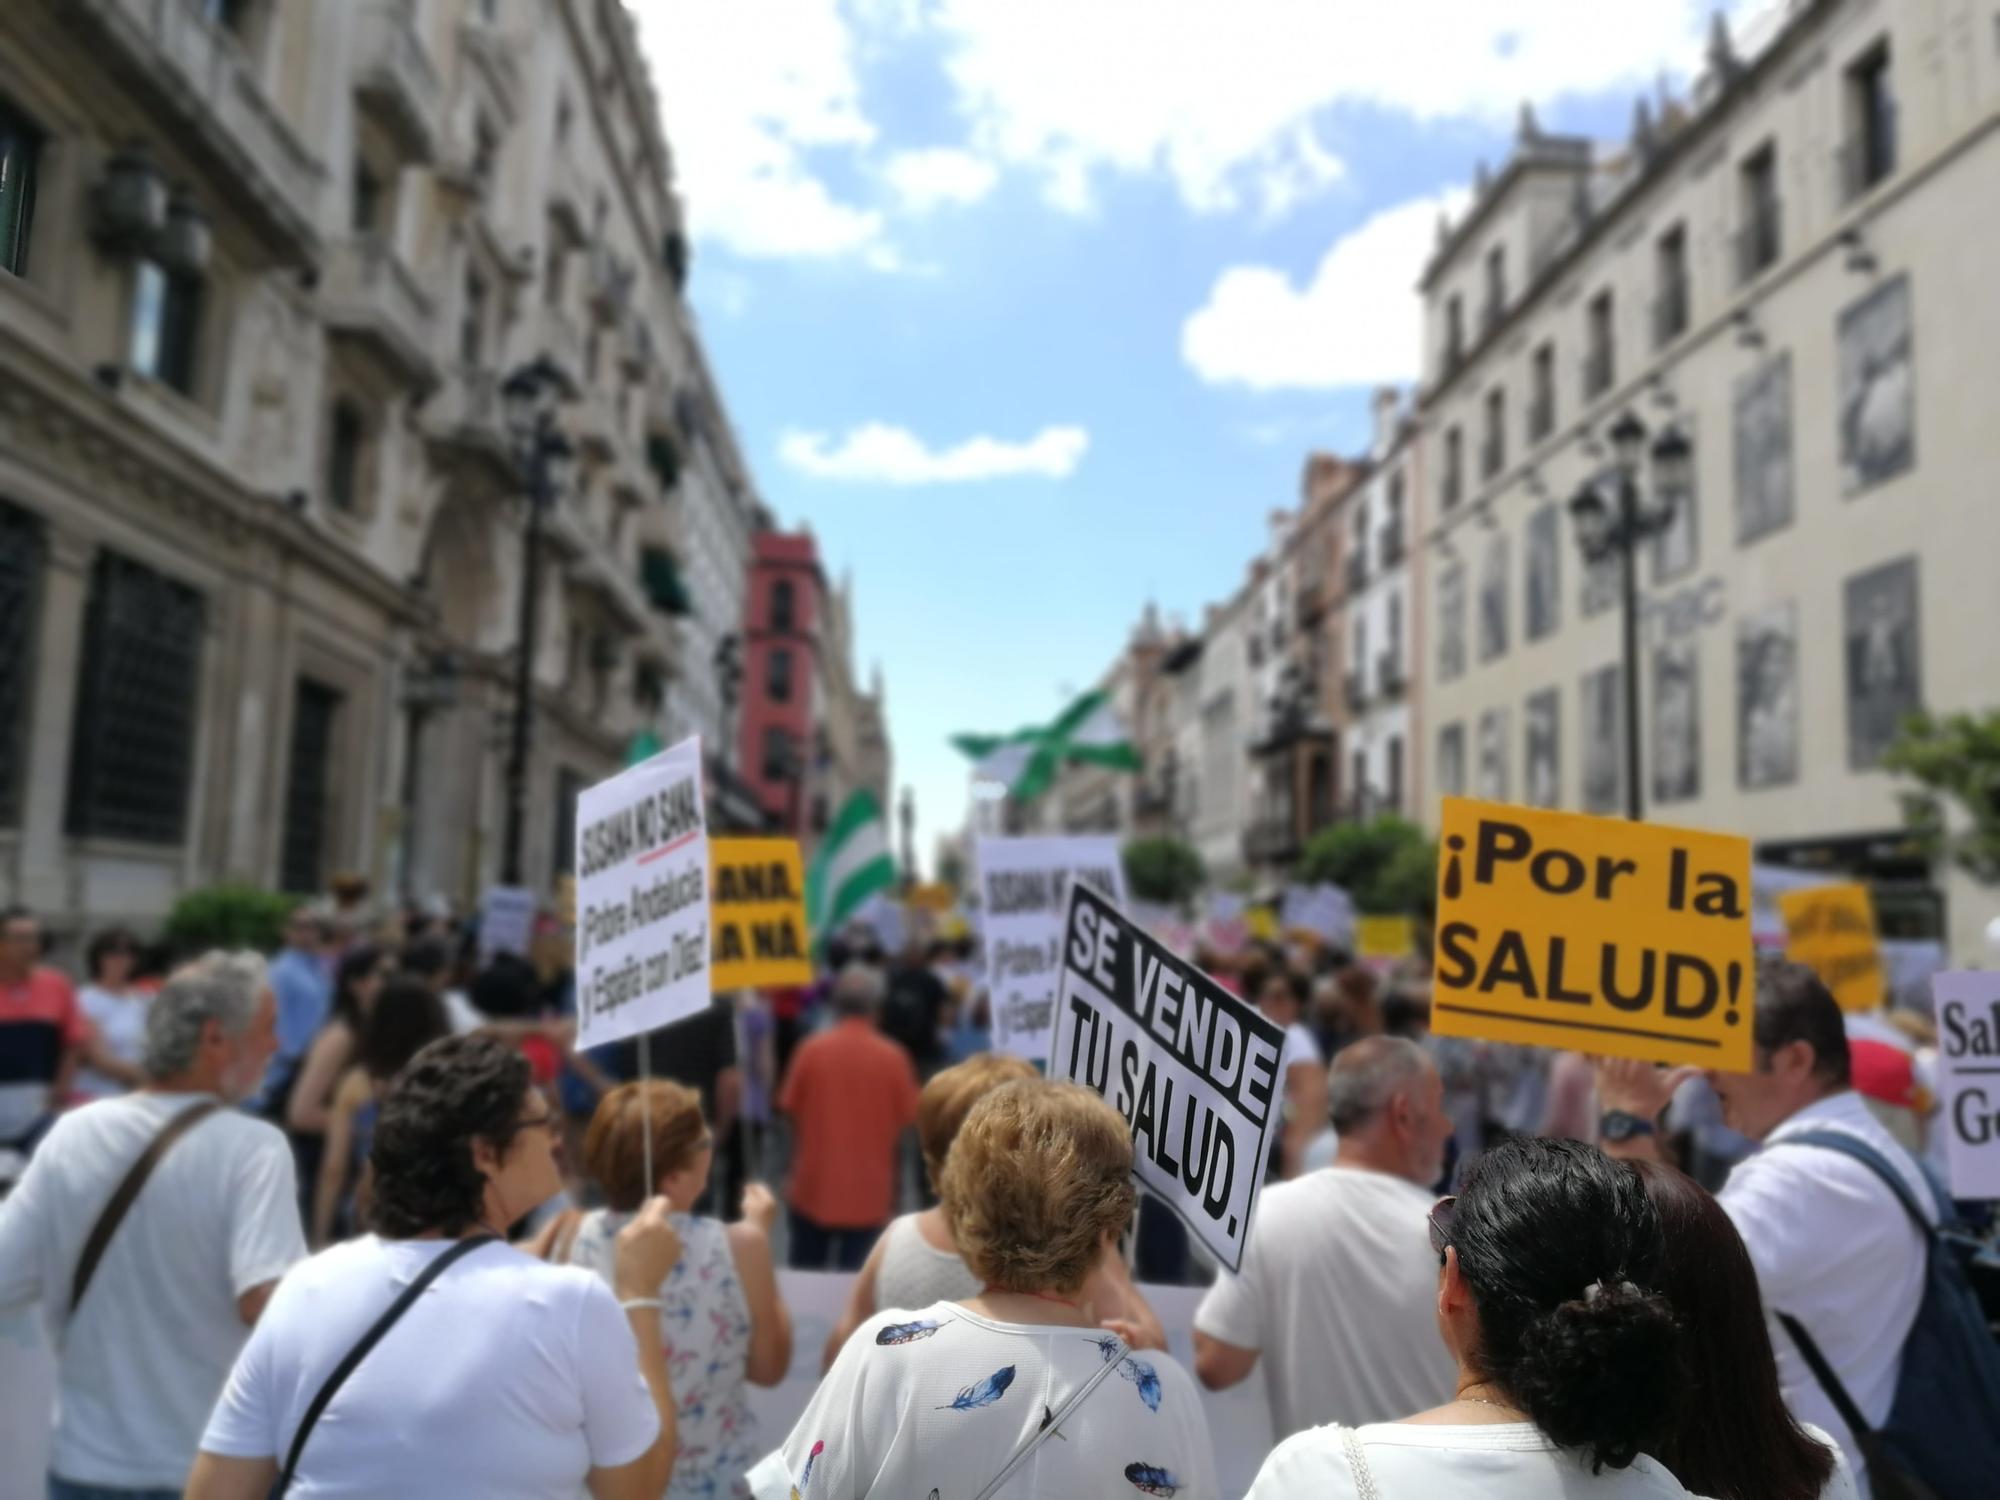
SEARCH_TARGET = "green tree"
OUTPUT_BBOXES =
[161,884,298,958]
[1298,815,1438,914]
[1883,709,2000,884]
[1123,836,1206,906]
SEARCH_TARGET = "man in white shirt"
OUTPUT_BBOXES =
[1599,958,1931,1497]
[0,951,306,1499]
[1192,1036,1458,1439]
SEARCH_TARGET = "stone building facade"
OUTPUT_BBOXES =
[0,0,758,934]
[1416,0,2000,958]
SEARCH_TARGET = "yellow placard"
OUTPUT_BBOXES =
[710,838,812,990]
[1357,915,1415,960]
[1431,798,1753,1071]
[1778,883,1884,1013]
[1246,906,1277,942]
[905,881,956,912]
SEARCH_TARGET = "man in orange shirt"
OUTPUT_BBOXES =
[779,963,919,1270]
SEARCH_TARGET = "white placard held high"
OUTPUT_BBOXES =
[1932,971,2000,1200]
[574,735,709,1050]
[976,834,1126,1060]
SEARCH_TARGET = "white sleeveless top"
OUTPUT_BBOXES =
[875,1213,980,1312]
[565,1210,757,1500]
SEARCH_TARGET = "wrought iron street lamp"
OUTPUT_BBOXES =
[1568,410,1691,821]
[499,355,575,885]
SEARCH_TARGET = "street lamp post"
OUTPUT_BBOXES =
[1568,410,1692,821]
[499,356,575,886]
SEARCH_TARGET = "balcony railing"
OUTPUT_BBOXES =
[1652,276,1690,348]
[425,365,515,482]
[1528,391,1555,443]
[1344,671,1368,712]
[355,1,442,162]
[1582,345,1614,401]
[70,0,324,261]
[1345,553,1368,596]
[1735,199,1782,284]
[321,236,438,390]
[1838,106,1898,203]
[1379,519,1406,569]
[1377,652,1406,697]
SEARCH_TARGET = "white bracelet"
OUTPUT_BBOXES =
[620,1297,664,1313]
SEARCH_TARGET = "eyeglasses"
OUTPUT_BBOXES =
[1427,1195,1457,1261]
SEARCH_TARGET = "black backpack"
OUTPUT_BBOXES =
[1776,1130,2000,1500]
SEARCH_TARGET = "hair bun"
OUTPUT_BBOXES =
[1507,1280,1681,1471]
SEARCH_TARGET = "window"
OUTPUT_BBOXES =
[351,157,381,236]
[1443,426,1463,509]
[1483,246,1505,333]
[1737,144,1781,281]
[1444,295,1465,370]
[1482,387,1506,479]
[460,270,486,365]
[1843,45,1896,198]
[280,679,341,895]
[0,500,44,828]
[584,326,601,382]
[472,117,498,190]
[769,577,795,633]
[1382,472,1406,563]
[767,646,793,702]
[555,94,572,146]
[762,726,793,782]
[326,399,366,513]
[1386,735,1404,811]
[1350,749,1367,809]
[551,768,584,884]
[1387,595,1404,676]
[0,98,43,278]
[1584,290,1615,399]
[130,261,203,396]
[1654,224,1689,347]
[1529,342,1555,442]
[544,229,567,308]
[66,552,204,844]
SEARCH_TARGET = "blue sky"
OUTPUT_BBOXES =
[632,0,1774,866]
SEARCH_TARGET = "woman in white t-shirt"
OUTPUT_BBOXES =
[1258,970,1326,1180]
[73,929,149,1099]
[1246,1136,1698,1500]
[763,1079,1218,1499]
[189,1034,680,1500]
[822,1054,1164,1368]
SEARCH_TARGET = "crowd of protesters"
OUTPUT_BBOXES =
[1,888,1995,1499]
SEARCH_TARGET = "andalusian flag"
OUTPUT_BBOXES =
[952,689,1141,803]
[806,790,898,940]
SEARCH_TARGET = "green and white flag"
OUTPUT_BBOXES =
[807,789,898,941]
[952,689,1140,802]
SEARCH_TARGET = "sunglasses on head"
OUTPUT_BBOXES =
[1427,1195,1457,1262]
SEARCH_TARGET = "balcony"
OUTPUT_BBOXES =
[1528,391,1555,444]
[1379,519,1406,569]
[457,12,522,123]
[1735,200,1782,284]
[1652,277,1690,349]
[587,248,636,324]
[1582,345,1614,402]
[1344,671,1368,713]
[1377,652,1406,698]
[67,0,323,264]
[1294,577,1324,626]
[354,2,442,162]
[1838,107,1897,203]
[573,386,621,463]
[424,365,515,486]
[1243,818,1302,869]
[321,236,439,391]
[1345,553,1368,597]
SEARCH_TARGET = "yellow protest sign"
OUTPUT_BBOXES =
[1246,906,1277,942]
[1778,883,1884,1013]
[906,882,957,913]
[1357,915,1415,961]
[710,838,812,990]
[1431,798,1753,1070]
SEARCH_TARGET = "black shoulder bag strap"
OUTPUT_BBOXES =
[71,1098,223,1314]
[278,1235,497,1493]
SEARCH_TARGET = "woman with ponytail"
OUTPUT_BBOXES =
[1247,1136,1702,1498]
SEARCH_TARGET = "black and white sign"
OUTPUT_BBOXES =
[1525,506,1561,642]
[1734,351,1794,543]
[1839,273,1915,495]
[977,835,1126,1061]
[1652,639,1701,804]
[1051,882,1285,1273]
[574,735,709,1049]
[1476,706,1509,802]
[1844,555,1921,770]
[1438,565,1466,683]
[1737,600,1799,789]
[477,885,537,964]
[1478,531,1510,663]
[1932,971,2000,1199]
[1580,663,1625,814]
[1524,689,1559,809]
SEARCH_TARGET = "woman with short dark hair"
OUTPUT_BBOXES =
[73,927,150,1098]
[1633,1160,1855,1500]
[191,1035,680,1500]
[1248,1136,1699,1498]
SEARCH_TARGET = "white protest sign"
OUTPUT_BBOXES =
[1280,881,1355,946]
[573,735,709,1050]
[976,835,1127,1060]
[1050,881,1285,1272]
[1932,971,2000,1199]
[477,885,537,963]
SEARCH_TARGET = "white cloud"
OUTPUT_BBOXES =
[884,147,1001,213]
[779,423,1089,483]
[1182,190,1470,391]
[629,0,886,260]
[924,0,1738,218]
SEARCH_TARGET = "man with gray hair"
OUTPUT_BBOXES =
[0,951,306,1499]
[1193,1036,1457,1439]
[778,961,918,1271]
